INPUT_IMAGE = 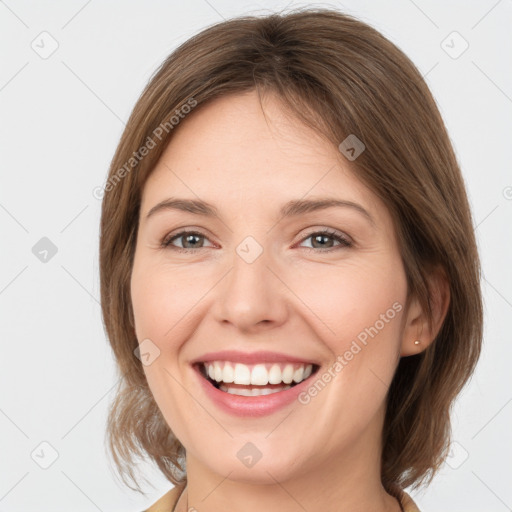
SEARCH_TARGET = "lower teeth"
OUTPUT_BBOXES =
[218,384,292,396]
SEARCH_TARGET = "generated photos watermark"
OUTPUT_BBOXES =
[93,97,198,200]
[298,301,403,405]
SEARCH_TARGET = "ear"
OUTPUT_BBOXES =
[400,265,451,357]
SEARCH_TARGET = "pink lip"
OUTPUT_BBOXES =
[191,350,318,365]
[192,363,319,417]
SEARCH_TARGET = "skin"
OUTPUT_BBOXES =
[130,89,449,512]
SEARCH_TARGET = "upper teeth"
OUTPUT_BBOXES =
[203,361,313,386]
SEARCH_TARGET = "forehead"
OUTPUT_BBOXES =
[141,90,380,219]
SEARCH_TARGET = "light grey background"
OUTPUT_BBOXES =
[1,1,511,511]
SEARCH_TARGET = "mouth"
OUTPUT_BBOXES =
[194,361,320,396]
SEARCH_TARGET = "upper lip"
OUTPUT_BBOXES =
[191,350,319,365]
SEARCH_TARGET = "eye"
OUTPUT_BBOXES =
[297,229,352,251]
[161,230,214,253]
[161,228,352,253]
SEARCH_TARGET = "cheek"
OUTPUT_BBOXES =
[130,259,197,344]
[140,359,195,454]
[130,262,198,442]
[311,259,406,401]
[290,257,407,349]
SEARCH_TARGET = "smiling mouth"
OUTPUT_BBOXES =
[195,361,320,396]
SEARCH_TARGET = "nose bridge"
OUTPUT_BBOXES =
[214,233,288,330]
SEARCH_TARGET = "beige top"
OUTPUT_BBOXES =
[143,484,421,512]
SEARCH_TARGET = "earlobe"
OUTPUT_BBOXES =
[400,265,451,357]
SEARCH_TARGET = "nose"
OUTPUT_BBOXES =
[212,240,289,333]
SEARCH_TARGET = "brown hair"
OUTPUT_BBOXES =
[99,7,483,495]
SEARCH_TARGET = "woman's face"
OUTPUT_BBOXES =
[130,90,414,484]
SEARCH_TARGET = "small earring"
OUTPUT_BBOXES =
[414,340,421,345]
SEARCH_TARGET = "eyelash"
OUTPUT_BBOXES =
[160,229,352,253]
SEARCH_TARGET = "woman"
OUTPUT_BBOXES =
[99,8,483,512]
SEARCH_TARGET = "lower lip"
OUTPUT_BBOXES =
[193,365,317,417]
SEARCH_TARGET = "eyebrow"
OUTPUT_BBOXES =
[145,197,375,226]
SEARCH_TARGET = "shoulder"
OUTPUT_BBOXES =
[142,484,185,512]
[400,490,421,512]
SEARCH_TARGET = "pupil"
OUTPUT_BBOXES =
[313,234,332,248]
[184,234,201,248]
